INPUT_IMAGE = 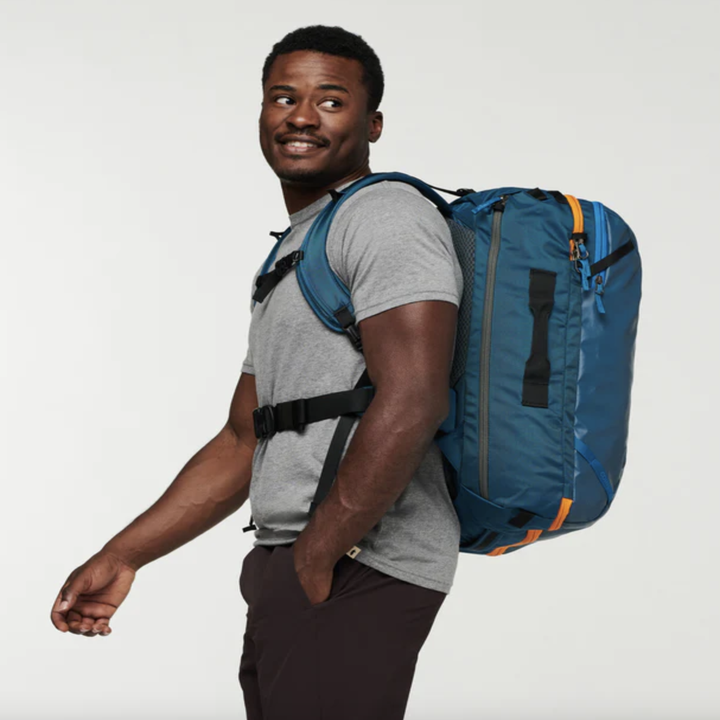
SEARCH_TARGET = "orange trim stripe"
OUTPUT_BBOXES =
[487,529,543,557]
[548,497,573,531]
[564,194,584,234]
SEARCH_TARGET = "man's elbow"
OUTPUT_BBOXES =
[373,386,449,432]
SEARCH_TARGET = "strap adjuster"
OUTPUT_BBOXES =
[253,405,276,439]
[344,324,363,352]
[291,398,308,432]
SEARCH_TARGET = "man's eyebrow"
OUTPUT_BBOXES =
[267,83,350,95]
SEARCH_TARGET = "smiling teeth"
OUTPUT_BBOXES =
[286,141,318,147]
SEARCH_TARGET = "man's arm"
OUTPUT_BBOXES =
[103,371,259,570]
[51,370,259,635]
[292,300,456,603]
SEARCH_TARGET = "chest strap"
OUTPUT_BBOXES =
[244,368,373,534]
[253,378,374,439]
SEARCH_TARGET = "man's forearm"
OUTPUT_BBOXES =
[102,423,255,571]
[294,390,446,573]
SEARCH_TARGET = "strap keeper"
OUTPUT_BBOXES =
[291,398,308,432]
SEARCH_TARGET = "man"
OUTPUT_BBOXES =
[51,24,463,720]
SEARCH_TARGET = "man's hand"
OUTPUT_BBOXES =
[292,543,333,606]
[50,550,136,636]
[49,371,258,638]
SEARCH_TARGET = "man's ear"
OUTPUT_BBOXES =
[368,111,383,143]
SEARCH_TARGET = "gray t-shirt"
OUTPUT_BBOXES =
[242,178,463,593]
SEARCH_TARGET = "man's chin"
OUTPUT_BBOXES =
[275,165,333,186]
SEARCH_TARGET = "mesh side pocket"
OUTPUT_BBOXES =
[447,217,476,387]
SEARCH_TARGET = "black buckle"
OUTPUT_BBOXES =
[275,256,291,276]
[274,250,304,278]
[344,324,363,352]
[253,405,276,439]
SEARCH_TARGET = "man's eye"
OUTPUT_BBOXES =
[273,96,342,108]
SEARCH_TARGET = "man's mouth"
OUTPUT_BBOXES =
[278,140,327,155]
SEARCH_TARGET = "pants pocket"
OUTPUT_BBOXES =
[275,545,370,610]
[239,545,271,606]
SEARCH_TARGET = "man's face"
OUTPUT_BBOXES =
[259,50,381,187]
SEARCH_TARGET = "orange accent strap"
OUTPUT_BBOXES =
[548,497,573,531]
[488,529,543,557]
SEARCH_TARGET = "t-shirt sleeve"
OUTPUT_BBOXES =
[241,338,255,375]
[241,264,262,376]
[327,183,463,324]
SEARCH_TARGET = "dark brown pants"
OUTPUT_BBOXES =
[238,543,446,720]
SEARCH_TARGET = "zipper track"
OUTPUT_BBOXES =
[478,198,506,498]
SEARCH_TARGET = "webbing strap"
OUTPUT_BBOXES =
[252,250,304,303]
[488,529,544,556]
[589,239,636,277]
[253,383,375,439]
[522,269,557,408]
[309,368,372,516]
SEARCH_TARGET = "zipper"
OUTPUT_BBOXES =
[591,202,608,314]
[478,196,507,499]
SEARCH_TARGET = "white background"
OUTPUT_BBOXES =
[1,1,718,719]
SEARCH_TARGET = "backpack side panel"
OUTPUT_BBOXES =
[566,203,642,524]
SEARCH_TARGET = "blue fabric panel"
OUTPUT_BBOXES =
[485,191,576,518]
[567,202,641,523]
[461,529,531,555]
[456,202,492,501]
[437,387,457,434]
[575,437,614,502]
[453,483,554,547]
[295,203,355,332]
[435,379,465,473]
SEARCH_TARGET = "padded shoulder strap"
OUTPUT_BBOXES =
[295,172,453,335]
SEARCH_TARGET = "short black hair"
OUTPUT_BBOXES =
[261,25,384,113]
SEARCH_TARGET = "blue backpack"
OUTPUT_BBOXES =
[245,172,642,556]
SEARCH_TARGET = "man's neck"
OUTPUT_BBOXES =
[281,167,373,216]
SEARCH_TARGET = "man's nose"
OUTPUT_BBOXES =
[285,98,320,128]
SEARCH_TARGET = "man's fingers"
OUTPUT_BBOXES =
[50,610,69,632]
[57,584,79,612]
[66,610,86,634]
[92,618,111,634]
[57,568,94,613]
[50,590,70,631]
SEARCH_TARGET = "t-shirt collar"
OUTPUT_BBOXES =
[287,178,360,228]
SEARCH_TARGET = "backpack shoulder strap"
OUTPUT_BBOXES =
[295,172,454,348]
